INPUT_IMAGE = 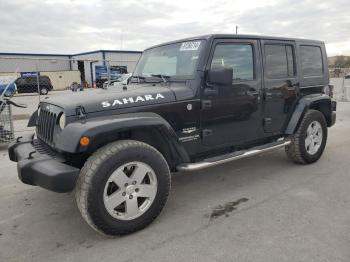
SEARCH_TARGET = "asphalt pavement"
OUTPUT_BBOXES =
[0,102,350,262]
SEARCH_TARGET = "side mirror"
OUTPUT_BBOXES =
[208,66,233,85]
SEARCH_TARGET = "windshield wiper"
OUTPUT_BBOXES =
[151,74,171,83]
[130,75,146,83]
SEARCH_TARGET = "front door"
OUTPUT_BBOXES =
[201,39,263,147]
[261,40,299,133]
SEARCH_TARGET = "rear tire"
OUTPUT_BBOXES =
[75,140,171,236]
[285,109,327,164]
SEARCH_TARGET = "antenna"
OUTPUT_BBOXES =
[120,30,123,50]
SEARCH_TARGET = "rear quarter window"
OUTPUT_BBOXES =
[300,45,323,77]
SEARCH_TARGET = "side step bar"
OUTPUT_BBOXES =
[177,139,291,171]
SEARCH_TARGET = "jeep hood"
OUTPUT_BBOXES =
[42,84,185,116]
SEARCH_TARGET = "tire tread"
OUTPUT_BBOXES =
[285,109,327,164]
[75,140,170,236]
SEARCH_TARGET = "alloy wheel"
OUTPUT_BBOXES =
[103,162,158,220]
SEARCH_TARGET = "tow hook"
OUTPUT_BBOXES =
[28,151,36,159]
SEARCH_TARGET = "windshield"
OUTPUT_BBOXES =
[133,40,205,79]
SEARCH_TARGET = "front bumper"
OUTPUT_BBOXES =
[8,133,79,193]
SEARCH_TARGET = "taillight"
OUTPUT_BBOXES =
[323,85,333,98]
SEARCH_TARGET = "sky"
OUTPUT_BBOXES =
[0,0,349,56]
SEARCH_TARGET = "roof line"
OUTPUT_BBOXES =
[0,52,70,57]
[71,50,142,56]
[0,49,142,57]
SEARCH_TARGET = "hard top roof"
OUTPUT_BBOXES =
[145,34,323,50]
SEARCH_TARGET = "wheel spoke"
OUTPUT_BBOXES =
[307,125,313,136]
[137,184,156,198]
[110,169,130,188]
[308,141,315,153]
[104,191,125,212]
[125,197,139,218]
[131,164,149,184]
[305,137,311,148]
[314,134,322,144]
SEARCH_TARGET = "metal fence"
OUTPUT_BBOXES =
[0,102,14,144]
[329,67,350,78]
[0,56,139,139]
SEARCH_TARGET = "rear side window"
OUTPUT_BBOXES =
[264,44,295,79]
[211,43,254,81]
[300,45,323,77]
[17,77,33,84]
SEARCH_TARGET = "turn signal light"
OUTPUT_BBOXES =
[80,136,90,146]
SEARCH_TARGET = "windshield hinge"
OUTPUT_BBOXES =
[75,106,87,120]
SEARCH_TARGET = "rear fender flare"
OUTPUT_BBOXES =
[285,94,332,134]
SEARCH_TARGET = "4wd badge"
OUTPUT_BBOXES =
[101,93,165,108]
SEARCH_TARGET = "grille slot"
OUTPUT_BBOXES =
[32,139,57,157]
[36,104,60,145]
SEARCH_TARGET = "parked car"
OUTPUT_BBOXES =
[0,82,17,97]
[9,34,336,236]
[15,75,53,95]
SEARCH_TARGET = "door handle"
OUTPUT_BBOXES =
[204,88,218,96]
[201,100,212,109]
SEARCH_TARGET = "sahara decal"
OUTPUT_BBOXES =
[102,93,165,108]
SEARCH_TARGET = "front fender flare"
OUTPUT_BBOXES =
[55,112,190,164]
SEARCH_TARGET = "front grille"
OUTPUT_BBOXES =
[36,103,62,145]
[33,139,57,157]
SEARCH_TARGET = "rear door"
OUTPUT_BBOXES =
[261,40,299,133]
[201,38,263,147]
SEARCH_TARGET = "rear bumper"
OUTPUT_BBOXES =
[331,112,336,126]
[8,133,79,193]
[330,100,337,127]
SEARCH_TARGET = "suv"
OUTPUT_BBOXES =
[15,75,53,95]
[9,35,336,236]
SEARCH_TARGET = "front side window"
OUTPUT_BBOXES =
[210,44,254,81]
[265,44,295,79]
[300,45,323,77]
[133,40,204,79]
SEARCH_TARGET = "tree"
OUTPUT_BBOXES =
[333,56,350,68]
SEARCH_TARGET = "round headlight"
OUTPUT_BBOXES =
[59,113,66,129]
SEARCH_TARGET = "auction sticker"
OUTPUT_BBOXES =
[180,41,201,51]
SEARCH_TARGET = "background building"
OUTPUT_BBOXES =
[0,50,142,90]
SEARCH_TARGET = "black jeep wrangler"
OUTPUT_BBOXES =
[8,35,336,236]
[15,75,53,95]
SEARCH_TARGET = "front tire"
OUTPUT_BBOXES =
[75,140,171,236]
[285,109,327,164]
